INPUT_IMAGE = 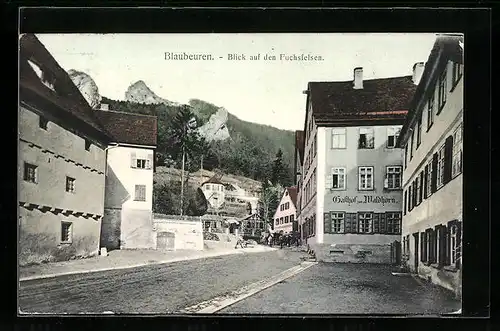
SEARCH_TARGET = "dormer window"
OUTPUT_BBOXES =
[27,59,56,92]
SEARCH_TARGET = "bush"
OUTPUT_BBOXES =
[203,232,220,241]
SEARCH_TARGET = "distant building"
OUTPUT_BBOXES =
[18,34,111,264]
[294,130,305,239]
[397,36,463,298]
[97,108,158,250]
[202,175,226,210]
[300,64,420,263]
[273,187,298,234]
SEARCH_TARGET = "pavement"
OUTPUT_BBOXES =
[218,262,462,315]
[19,244,277,281]
[19,248,308,314]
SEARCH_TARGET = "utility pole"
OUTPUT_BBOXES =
[200,154,204,186]
[180,144,186,216]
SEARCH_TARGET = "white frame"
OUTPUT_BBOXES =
[331,167,347,190]
[358,213,373,233]
[358,166,374,190]
[24,162,38,183]
[134,184,147,201]
[358,127,375,149]
[60,221,73,244]
[452,123,463,177]
[330,212,345,233]
[386,166,402,189]
[65,176,76,193]
[386,127,401,149]
[331,128,347,149]
[437,144,446,188]
[438,69,447,110]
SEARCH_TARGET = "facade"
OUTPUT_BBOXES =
[294,131,305,239]
[18,34,111,265]
[97,108,158,250]
[273,187,298,234]
[202,175,226,210]
[397,36,463,298]
[300,65,421,263]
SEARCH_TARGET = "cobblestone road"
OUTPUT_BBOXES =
[19,249,307,314]
[218,263,461,315]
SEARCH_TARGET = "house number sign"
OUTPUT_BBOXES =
[332,195,398,206]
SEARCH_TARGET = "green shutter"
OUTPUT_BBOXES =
[324,212,331,234]
[424,165,429,197]
[373,213,381,233]
[351,213,359,233]
[443,135,454,184]
[431,153,438,192]
[344,213,352,233]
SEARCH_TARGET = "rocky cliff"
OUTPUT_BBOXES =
[67,69,102,109]
[125,80,180,106]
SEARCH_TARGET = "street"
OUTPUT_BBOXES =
[219,262,461,315]
[18,249,305,314]
[19,249,460,315]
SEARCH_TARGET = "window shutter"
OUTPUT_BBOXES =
[373,213,381,233]
[403,190,407,215]
[324,213,331,234]
[431,153,438,192]
[344,213,352,233]
[438,226,446,266]
[379,213,387,234]
[420,232,425,262]
[412,181,417,206]
[456,222,462,269]
[443,135,454,184]
[419,172,424,202]
[351,213,358,233]
[424,165,428,197]
[130,152,137,168]
[326,169,333,189]
[146,153,153,170]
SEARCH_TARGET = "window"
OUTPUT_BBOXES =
[137,159,147,169]
[290,215,294,223]
[285,216,289,223]
[420,232,427,262]
[426,159,433,198]
[61,222,72,243]
[387,127,401,148]
[386,212,401,234]
[419,172,424,203]
[286,202,290,209]
[358,167,374,190]
[452,62,463,88]
[28,59,56,91]
[403,190,407,215]
[358,128,374,149]
[275,219,279,225]
[206,184,211,191]
[85,139,91,151]
[23,162,37,183]
[331,167,346,190]
[331,128,346,149]
[410,130,415,160]
[386,166,402,189]
[416,116,422,148]
[437,70,447,112]
[404,144,408,169]
[449,222,461,267]
[39,116,48,130]
[427,93,435,130]
[452,123,463,177]
[65,176,75,193]
[415,175,421,205]
[280,217,284,225]
[134,184,146,201]
[408,184,413,211]
[358,213,373,233]
[331,212,345,233]
[437,145,446,188]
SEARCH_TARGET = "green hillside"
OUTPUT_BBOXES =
[100,97,295,185]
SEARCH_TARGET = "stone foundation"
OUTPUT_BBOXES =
[312,243,392,264]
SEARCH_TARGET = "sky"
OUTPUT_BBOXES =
[36,33,438,131]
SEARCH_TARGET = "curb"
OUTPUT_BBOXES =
[179,261,317,314]
[19,246,278,282]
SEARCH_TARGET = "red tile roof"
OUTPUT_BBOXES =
[19,34,110,142]
[307,75,417,126]
[94,110,157,147]
[287,186,298,208]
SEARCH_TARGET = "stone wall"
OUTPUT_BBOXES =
[153,215,204,251]
[312,243,393,264]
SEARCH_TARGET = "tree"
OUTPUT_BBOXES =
[271,149,288,186]
[167,105,208,215]
[258,179,282,230]
[186,188,208,216]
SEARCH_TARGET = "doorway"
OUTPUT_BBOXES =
[413,232,419,272]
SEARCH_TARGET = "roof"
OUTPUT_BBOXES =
[94,110,157,147]
[397,35,464,147]
[19,34,110,142]
[202,174,224,185]
[307,75,417,126]
[295,130,305,163]
[286,186,298,208]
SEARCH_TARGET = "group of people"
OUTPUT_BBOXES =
[264,231,301,249]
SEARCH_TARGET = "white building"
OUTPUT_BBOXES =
[272,186,298,234]
[294,131,305,239]
[97,109,158,250]
[300,65,421,263]
[201,175,226,210]
[397,35,463,298]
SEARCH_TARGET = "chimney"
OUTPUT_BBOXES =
[100,103,109,111]
[353,67,363,89]
[412,62,425,85]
